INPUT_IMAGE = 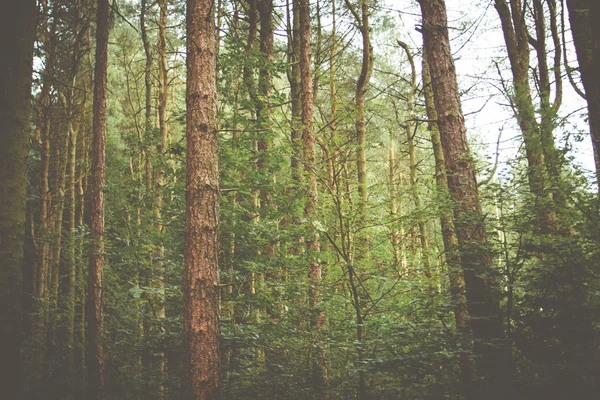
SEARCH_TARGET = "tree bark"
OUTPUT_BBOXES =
[153,0,170,397]
[566,0,600,189]
[397,41,431,277]
[87,0,110,398]
[287,0,302,184]
[344,0,373,221]
[423,55,477,400]
[0,0,36,397]
[494,0,558,233]
[296,0,328,397]
[418,1,510,398]
[184,0,221,398]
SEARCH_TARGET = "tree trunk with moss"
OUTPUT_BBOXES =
[494,0,559,233]
[344,0,373,221]
[397,40,431,277]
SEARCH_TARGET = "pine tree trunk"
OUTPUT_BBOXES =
[296,0,328,397]
[184,0,221,398]
[34,9,57,364]
[418,1,510,398]
[150,1,169,396]
[287,0,302,184]
[87,0,110,397]
[423,55,476,400]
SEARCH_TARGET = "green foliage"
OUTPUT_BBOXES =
[20,0,600,399]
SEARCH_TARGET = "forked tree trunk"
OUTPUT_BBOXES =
[494,0,558,233]
[184,0,221,398]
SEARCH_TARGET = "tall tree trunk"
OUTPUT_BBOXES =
[344,0,373,221]
[531,0,567,211]
[296,0,328,397]
[140,0,153,191]
[257,0,275,234]
[48,11,87,382]
[184,0,221,398]
[152,0,169,397]
[75,49,92,396]
[53,8,89,384]
[63,104,80,381]
[34,7,57,362]
[418,1,510,398]
[87,0,110,397]
[494,0,558,233]
[328,0,339,192]
[256,1,281,394]
[287,0,302,184]
[0,0,36,397]
[387,142,407,269]
[566,0,600,190]
[397,41,431,277]
[423,55,476,400]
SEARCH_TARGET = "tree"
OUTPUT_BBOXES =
[566,0,600,189]
[422,55,476,399]
[396,40,431,276]
[344,0,373,222]
[88,0,110,398]
[493,0,562,233]
[417,1,510,398]
[0,0,36,397]
[184,0,221,398]
[296,0,328,396]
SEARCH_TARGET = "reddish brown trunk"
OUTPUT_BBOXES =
[297,0,327,396]
[257,0,274,235]
[418,1,510,398]
[87,0,109,398]
[423,55,476,399]
[184,0,221,398]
